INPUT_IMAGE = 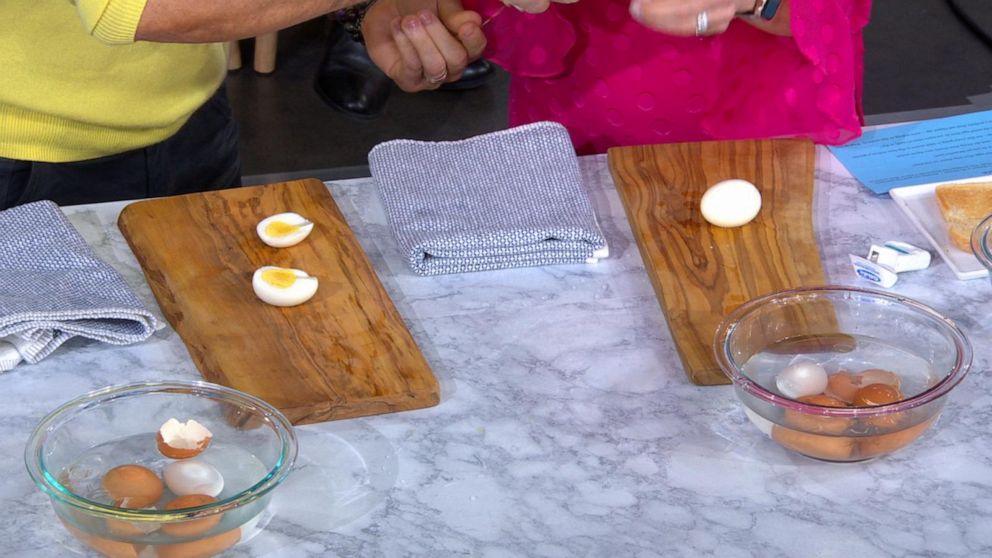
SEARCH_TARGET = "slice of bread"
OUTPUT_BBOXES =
[934,182,992,252]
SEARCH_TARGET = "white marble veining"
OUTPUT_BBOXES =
[3,149,992,557]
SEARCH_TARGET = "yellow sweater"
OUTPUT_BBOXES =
[0,0,228,163]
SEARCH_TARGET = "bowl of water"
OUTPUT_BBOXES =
[973,213,992,282]
[25,381,297,557]
[715,286,971,462]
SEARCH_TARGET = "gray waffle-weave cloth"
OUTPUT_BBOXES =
[368,121,608,276]
[0,200,157,371]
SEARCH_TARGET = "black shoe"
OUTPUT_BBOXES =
[440,59,495,91]
[314,25,392,119]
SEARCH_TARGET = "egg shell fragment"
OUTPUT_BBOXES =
[157,418,212,459]
[700,179,762,228]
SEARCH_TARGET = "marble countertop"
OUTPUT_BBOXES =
[4,149,992,557]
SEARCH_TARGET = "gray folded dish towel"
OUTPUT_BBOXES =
[0,201,157,371]
[368,121,608,276]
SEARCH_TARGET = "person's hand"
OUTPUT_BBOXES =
[629,0,755,36]
[499,0,578,15]
[364,0,486,92]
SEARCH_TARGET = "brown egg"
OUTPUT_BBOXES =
[859,417,935,458]
[825,371,860,403]
[61,518,139,558]
[853,383,906,430]
[853,383,903,407]
[155,528,241,558]
[859,368,902,389]
[783,394,851,434]
[771,425,856,461]
[160,494,222,537]
[102,465,164,508]
[827,369,903,404]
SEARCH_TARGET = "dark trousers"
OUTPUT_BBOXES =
[0,86,242,210]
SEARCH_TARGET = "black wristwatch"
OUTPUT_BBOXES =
[745,0,783,20]
[758,0,783,20]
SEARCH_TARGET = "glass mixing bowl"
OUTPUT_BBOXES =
[715,286,971,462]
[25,381,297,557]
[972,213,992,283]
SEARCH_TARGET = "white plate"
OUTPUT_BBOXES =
[889,176,992,280]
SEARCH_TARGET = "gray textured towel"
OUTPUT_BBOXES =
[0,201,156,371]
[368,122,608,276]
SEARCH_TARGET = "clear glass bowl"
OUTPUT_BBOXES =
[715,286,971,462]
[25,381,297,557]
[972,213,992,282]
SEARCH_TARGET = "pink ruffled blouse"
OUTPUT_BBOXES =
[466,0,871,154]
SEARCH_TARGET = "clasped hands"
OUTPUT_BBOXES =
[361,0,580,92]
[362,0,760,92]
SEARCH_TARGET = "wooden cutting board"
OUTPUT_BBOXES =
[118,179,438,424]
[608,139,826,385]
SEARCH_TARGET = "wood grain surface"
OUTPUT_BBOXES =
[118,179,438,424]
[608,139,827,385]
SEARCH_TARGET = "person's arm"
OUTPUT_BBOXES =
[630,0,791,37]
[135,0,354,42]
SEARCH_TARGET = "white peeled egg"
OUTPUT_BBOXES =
[256,212,314,248]
[775,358,829,399]
[252,266,318,307]
[163,460,224,498]
[700,179,762,228]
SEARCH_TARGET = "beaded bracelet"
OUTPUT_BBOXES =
[337,0,380,43]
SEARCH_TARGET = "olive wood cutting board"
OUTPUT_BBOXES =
[608,139,827,385]
[118,179,438,424]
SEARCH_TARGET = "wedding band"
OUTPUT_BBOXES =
[695,10,709,36]
[426,69,448,84]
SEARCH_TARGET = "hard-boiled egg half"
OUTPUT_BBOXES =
[252,266,318,307]
[256,212,314,248]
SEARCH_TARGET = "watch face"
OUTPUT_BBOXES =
[761,0,783,20]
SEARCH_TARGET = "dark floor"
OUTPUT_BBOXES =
[227,0,992,179]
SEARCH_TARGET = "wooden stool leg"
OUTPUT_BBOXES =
[253,32,278,74]
[227,41,242,71]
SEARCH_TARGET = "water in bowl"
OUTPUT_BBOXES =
[740,334,944,461]
[57,433,269,544]
[742,334,939,400]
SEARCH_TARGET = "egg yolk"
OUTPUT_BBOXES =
[260,268,298,289]
[263,221,302,237]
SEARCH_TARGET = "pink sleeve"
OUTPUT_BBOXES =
[788,0,872,129]
[464,0,577,78]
